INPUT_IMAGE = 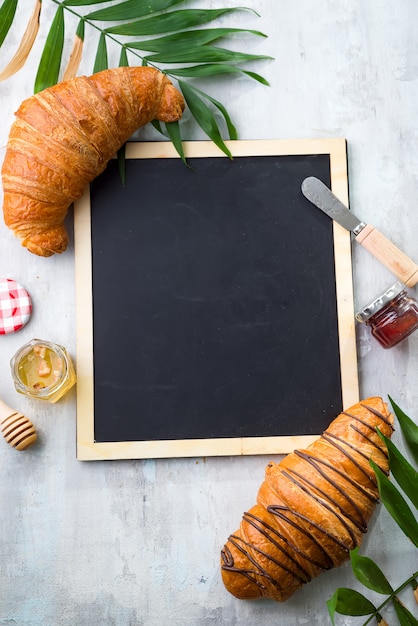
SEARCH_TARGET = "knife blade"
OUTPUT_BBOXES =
[301,176,418,288]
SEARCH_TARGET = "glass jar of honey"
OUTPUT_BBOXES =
[10,339,76,403]
[356,282,418,349]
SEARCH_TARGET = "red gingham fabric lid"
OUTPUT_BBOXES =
[0,278,32,335]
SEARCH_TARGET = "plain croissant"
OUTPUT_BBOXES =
[1,66,185,256]
[221,397,394,602]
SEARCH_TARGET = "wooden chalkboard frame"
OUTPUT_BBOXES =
[74,138,358,461]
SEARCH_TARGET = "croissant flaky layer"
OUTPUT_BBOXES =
[221,397,394,602]
[1,66,185,257]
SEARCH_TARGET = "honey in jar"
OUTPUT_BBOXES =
[11,339,76,403]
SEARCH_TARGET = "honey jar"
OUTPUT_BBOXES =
[356,282,418,349]
[11,339,76,403]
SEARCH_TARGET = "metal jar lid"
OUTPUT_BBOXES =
[0,278,33,335]
[355,281,405,323]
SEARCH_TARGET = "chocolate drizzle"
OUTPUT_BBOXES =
[282,457,368,533]
[360,403,395,430]
[266,505,333,569]
[342,410,383,436]
[279,469,357,549]
[225,533,281,591]
[237,521,307,584]
[221,543,268,592]
[243,511,311,582]
[294,450,378,504]
[321,432,378,487]
[349,424,390,465]
[269,504,353,552]
[343,409,390,463]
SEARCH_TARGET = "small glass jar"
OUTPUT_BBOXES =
[11,339,76,403]
[356,282,418,349]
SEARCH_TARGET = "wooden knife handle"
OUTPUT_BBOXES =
[356,223,418,287]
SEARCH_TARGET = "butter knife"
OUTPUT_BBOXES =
[301,176,418,288]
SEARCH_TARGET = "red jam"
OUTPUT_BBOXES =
[356,282,418,349]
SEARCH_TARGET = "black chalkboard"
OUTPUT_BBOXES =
[74,139,358,460]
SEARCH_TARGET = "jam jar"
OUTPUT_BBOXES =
[11,339,76,403]
[356,282,418,349]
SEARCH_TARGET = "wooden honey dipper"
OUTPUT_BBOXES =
[0,396,37,450]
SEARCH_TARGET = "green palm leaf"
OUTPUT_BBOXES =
[377,428,418,509]
[370,459,418,547]
[93,32,108,73]
[178,81,237,140]
[389,395,418,465]
[167,63,269,84]
[117,142,126,186]
[126,28,266,52]
[0,0,18,47]
[62,0,115,5]
[34,5,64,92]
[145,45,272,64]
[119,46,129,67]
[86,0,185,21]
[179,80,232,158]
[75,18,85,41]
[105,8,254,36]
[165,121,187,165]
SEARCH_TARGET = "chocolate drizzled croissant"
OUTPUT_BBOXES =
[1,66,185,257]
[221,397,394,602]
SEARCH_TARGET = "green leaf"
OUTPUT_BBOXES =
[93,32,108,73]
[393,596,418,626]
[105,8,254,36]
[167,63,269,85]
[0,0,18,47]
[149,120,189,168]
[86,0,185,21]
[326,588,375,624]
[370,459,418,547]
[117,143,126,187]
[62,0,115,6]
[126,27,267,52]
[34,5,64,93]
[165,121,188,165]
[179,80,232,158]
[179,81,238,140]
[207,97,237,140]
[389,396,418,465]
[326,591,339,626]
[118,46,129,67]
[75,18,85,40]
[377,428,418,508]
[350,547,393,594]
[145,45,272,64]
[151,119,164,135]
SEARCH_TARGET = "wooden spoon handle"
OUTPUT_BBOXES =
[0,397,37,450]
[0,397,16,422]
